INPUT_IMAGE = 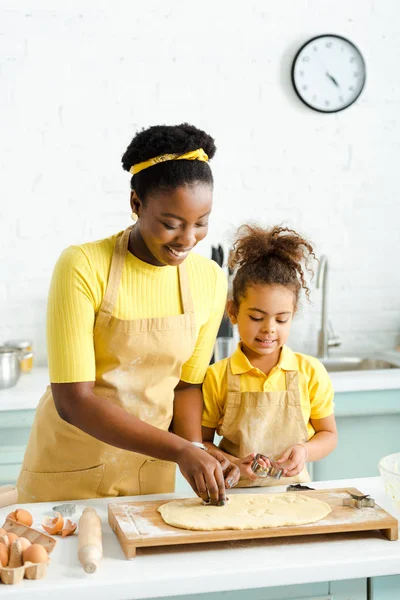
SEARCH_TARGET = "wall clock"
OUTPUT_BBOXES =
[291,34,366,113]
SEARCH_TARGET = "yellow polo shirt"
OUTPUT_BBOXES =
[47,231,227,384]
[202,343,334,440]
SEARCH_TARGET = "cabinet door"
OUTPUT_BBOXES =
[370,575,400,599]
[314,390,400,481]
[144,578,366,600]
[0,410,34,485]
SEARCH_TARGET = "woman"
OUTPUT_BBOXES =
[17,123,239,504]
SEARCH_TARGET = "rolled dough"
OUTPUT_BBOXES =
[158,493,331,531]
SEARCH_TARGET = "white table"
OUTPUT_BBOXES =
[0,476,399,599]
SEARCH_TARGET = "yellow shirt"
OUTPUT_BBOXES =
[202,343,334,440]
[47,231,227,384]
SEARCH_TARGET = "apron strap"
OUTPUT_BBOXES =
[285,370,299,392]
[98,227,131,317]
[98,226,196,318]
[226,359,241,393]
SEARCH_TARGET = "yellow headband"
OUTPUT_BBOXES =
[129,148,209,176]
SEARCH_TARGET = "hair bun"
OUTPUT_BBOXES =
[229,225,311,270]
[229,224,316,304]
[122,123,216,172]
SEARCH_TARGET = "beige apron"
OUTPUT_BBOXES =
[217,361,310,487]
[17,226,197,502]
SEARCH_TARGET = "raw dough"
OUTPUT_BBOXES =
[158,493,331,531]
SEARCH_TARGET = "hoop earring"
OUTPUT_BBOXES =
[131,212,138,224]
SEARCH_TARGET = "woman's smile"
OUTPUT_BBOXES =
[165,245,192,261]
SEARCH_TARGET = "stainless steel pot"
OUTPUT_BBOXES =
[0,348,33,389]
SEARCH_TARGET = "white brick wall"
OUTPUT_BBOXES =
[1,0,399,364]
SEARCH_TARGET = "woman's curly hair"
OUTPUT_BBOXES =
[121,123,216,201]
[229,225,317,308]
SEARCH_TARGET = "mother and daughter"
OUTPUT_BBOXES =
[17,122,337,504]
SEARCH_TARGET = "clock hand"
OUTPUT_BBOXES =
[326,72,340,88]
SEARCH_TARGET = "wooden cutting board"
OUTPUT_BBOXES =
[108,487,398,559]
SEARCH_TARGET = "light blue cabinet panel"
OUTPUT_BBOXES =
[370,575,400,599]
[0,409,34,485]
[143,578,366,599]
[314,389,400,482]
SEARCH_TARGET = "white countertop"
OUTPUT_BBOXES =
[2,356,400,414]
[0,476,399,599]
[0,367,49,412]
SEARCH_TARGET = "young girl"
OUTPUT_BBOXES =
[202,225,337,487]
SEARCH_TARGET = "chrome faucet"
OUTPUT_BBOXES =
[316,255,341,359]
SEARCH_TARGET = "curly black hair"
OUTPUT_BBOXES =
[229,225,317,309]
[121,123,216,201]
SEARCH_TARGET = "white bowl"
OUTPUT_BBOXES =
[379,452,400,512]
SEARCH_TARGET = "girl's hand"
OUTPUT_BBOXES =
[275,444,308,477]
[206,446,240,489]
[237,452,271,480]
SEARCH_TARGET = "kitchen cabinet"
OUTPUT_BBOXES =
[0,410,34,485]
[143,579,367,600]
[370,575,400,599]
[313,389,400,481]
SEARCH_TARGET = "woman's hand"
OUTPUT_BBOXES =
[206,446,240,489]
[176,445,229,504]
[237,452,271,481]
[275,444,308,477]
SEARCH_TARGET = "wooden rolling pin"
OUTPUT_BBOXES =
[0,484,18,508]
[78,507,103,573]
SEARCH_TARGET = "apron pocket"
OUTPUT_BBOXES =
[17,464,105,503]
[138,459,176,495]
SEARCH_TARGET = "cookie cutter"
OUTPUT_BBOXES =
[202,497,228,507]
[52,503,76,517]
[343,492,375,509]
[251,453,283,480]
[286,484,315,492]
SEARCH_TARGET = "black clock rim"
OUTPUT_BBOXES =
[291,33,366,114]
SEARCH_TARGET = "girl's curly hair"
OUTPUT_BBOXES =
[229,225,316,308]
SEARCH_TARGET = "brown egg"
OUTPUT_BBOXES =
[0,543,9,567]
[6,508,33,527]
[23,544,48,564]
[18,537,32,551]
[6,532,18,545]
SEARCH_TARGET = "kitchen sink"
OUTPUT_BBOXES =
[320,356,400,373]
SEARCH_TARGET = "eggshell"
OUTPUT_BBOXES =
[42,512,64,535]
[0,528,7,537]
[0,534,9,548]
[0,543,8,567]
[6,532,18,545]
[61,520,77,537]
[23,544,48,564]
[18,537,32,551]
[8,539,23,568]
[6,508,33,527]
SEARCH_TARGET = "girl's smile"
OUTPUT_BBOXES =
[228,283,295,369]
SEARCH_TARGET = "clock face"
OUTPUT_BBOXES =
[291,34,366,113]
